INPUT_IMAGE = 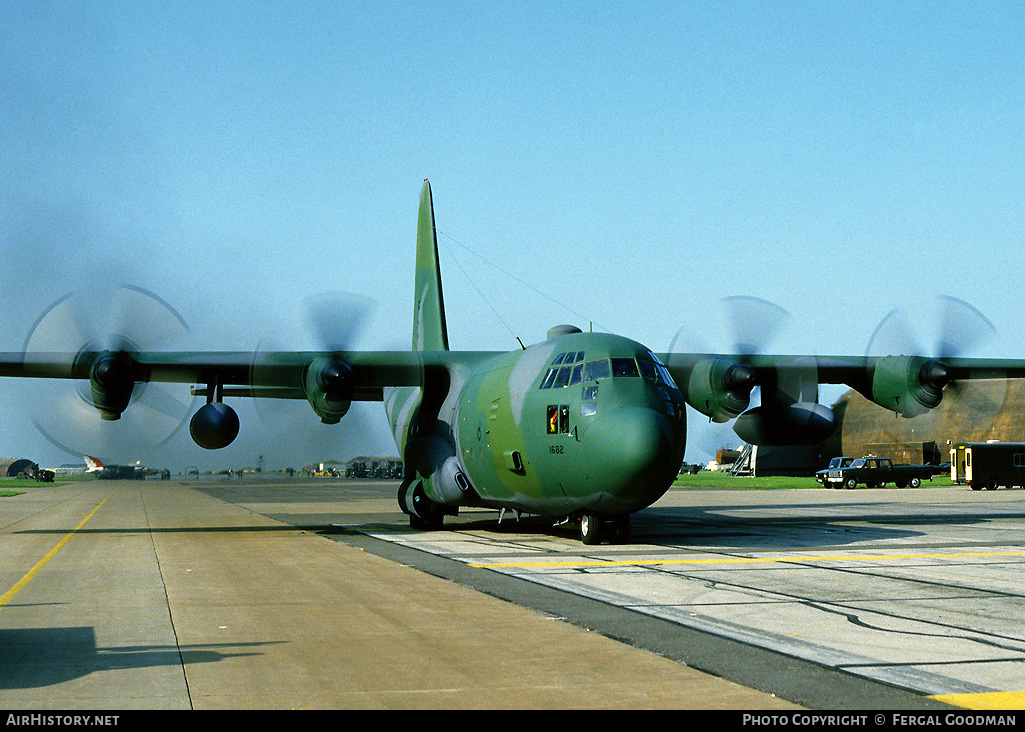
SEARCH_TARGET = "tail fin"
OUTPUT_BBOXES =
[83,455,104,472]
[413,180,450,351]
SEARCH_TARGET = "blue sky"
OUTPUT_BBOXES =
[3,1,1025,470]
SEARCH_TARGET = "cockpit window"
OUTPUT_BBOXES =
[541,352,586,389]
[552,351,584,366]
[640,351,678,389]
[611,358,639,377]
[584,358,611,381]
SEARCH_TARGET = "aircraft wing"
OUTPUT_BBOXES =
[0,349,448,397]
[0,347,490,451]
[0,348,504,412]
[5,345,1025,452]
[663,350,1025,446]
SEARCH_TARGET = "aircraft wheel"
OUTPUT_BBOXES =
[410,505,444,531]
[407,482,445,530]
[580,513,602,545]
[397,482,411,514]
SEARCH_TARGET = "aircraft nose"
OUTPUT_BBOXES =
[586,406,677,494]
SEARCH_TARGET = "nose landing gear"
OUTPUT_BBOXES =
[578,513,630,545]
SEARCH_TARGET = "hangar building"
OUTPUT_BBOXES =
[819,378,1017,467]
[0,459,40,477]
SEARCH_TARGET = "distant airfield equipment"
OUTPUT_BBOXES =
[346,456,403,479]
[4,182,1025,543]
[97,464,146,480]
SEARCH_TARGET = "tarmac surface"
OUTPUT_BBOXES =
[0,477,798,710]
[5,476,1025,710]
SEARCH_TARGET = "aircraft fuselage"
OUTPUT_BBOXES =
[385,331,686,533]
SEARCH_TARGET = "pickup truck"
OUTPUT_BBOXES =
[815,456,854,486]
[822,455,945,489]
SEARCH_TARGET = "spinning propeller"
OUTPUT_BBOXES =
[861,295,1007,441]
[669,295,835,446]
[245,292,378,459]
[20,285,195,460]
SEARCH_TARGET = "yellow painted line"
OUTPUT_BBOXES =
[0,489,116,610]
[470,550,1025,569]
[930,690,1025,710]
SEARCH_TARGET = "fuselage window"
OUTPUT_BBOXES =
[581,383,598,417]
[547,404,570,434]
[611,358,639,377]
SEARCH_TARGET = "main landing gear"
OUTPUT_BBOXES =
[578,513,630,545]
[398,479,446,530]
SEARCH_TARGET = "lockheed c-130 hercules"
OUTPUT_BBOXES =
[3,180,1024,544]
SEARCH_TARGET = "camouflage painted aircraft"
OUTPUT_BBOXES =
[3,181,1024,544]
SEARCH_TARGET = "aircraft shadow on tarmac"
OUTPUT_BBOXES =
[315,504,1025,552]
[0,627,277,690]
[631,504,1015,550]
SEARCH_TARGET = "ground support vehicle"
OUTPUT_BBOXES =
[824,455,946,489]
[816,457,854,486]
[951,442,1025,490]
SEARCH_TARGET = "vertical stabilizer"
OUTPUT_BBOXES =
[413,180,450,351]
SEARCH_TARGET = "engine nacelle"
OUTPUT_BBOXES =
[869,355,950,418]
[86,351,137,420]
[733,402,837,445]
[303,356,352,424]
[684,358,756,423]
[189,402,240,449]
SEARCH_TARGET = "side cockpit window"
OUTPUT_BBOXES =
[641,351,678,389]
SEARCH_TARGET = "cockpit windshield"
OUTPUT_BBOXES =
[539,350,678,390]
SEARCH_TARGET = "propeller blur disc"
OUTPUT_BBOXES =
[248,291,380,464]
[20,285,195,461]
[862,295,1006,444]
